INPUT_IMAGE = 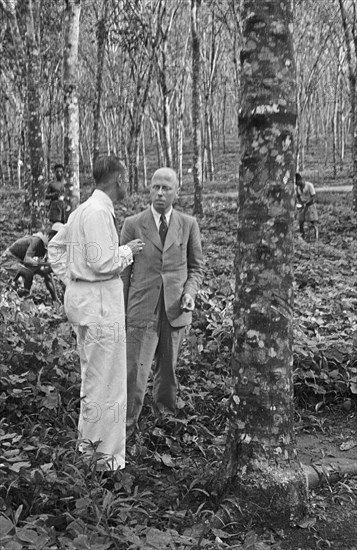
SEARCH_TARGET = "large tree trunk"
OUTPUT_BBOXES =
[63,0,81,216]
[338,0,357,209]
[25,0,46,231]
[191,0,203,215]
[217,0,308,527]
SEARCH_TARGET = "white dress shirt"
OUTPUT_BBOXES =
[150,204,172,231]
[48,189,132,285]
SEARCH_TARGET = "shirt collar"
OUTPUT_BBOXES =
[92,188,115,216]
[151,204,172,224]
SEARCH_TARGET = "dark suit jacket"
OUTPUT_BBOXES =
[120,207,203,328]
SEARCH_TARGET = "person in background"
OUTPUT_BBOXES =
[1,230,58,299]
[1,224,64,300]
[295,173,319,240]
[46,163,66,224]
[120,167,203,440]
[48,155,144,472]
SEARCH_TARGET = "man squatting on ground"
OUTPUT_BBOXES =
[295,172,319,240]
[48,155,144,470]
[120,167,203,439]
[1,228,62,301]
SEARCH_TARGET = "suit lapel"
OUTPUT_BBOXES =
[141,208,182,251]
[141,208,163,251]
[164,209,182,251]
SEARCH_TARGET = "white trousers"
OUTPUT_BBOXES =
[65,278,127,470]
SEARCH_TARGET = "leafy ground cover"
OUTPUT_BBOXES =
[0,187,357,549]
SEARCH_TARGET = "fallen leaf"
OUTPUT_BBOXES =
[297,517,317,529]
[340,440,357,451]
[0,515,14,537]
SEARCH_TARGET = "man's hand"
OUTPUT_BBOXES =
[181,293,195,312]
[126,239,145,256]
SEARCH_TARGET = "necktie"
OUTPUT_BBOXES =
[159,214,168,245]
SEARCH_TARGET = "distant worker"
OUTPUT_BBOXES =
[295,173,319,241]
[46,163,66,224]
[1,230,58,301]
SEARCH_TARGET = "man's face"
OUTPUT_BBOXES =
[55,167,64,180]
[150,170,178,214]
[115,171,127,201]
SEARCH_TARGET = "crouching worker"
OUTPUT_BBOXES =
[1,230,58,301]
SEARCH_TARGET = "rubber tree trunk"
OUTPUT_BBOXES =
[63,0,81,217]
[218,0,308,528]
[92,0,109,164]
[338,0,357,210]
[25,0,46,231]
[191,0,203,216]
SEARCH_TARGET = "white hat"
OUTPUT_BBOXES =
[51,222,64,232]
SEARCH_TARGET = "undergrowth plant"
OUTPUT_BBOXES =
[0,191,357,548]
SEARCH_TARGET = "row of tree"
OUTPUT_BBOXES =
[2,0,357,221]
[1,0,351,527]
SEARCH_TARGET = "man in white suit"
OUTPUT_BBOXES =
[49,155,144,470]
[120,167,203,438]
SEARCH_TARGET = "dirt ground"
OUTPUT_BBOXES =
[278,409,357,550]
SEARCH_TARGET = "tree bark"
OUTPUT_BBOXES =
[218,0,308,527]
[63,0,81,216]
[160,56,173,168]
[25,0,46,231]
[92,0,109,164]
[338,0,357,209]
[191,0,203,216]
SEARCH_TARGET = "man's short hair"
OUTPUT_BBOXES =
[295,173,303,184]
[93,155,126,185]
[53,163,64,171]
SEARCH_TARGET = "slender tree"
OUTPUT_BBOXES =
[218,0,308,526]
[25,0,46,230]
[92,0,110,164]
[338,0,357,209]
[63,0,81,216]
[191,0,203,215]
[1,0,27,189]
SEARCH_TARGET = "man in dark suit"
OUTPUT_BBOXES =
[120,167,203,437]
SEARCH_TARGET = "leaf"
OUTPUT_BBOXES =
[8,462,31,473]
[15,528,40,544]
[296,517,317,529]
[350,378,357,394]
[158,453,175,467]
[14,505,23,526]
[211,528,231,539]
[72,535,91,550]
[340,440,357,451]
[120,526,142,546]
[2,541,23,550]
[242,530,272,549]
[0,515,14,537]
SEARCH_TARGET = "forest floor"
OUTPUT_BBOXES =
[0,184,357,550]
